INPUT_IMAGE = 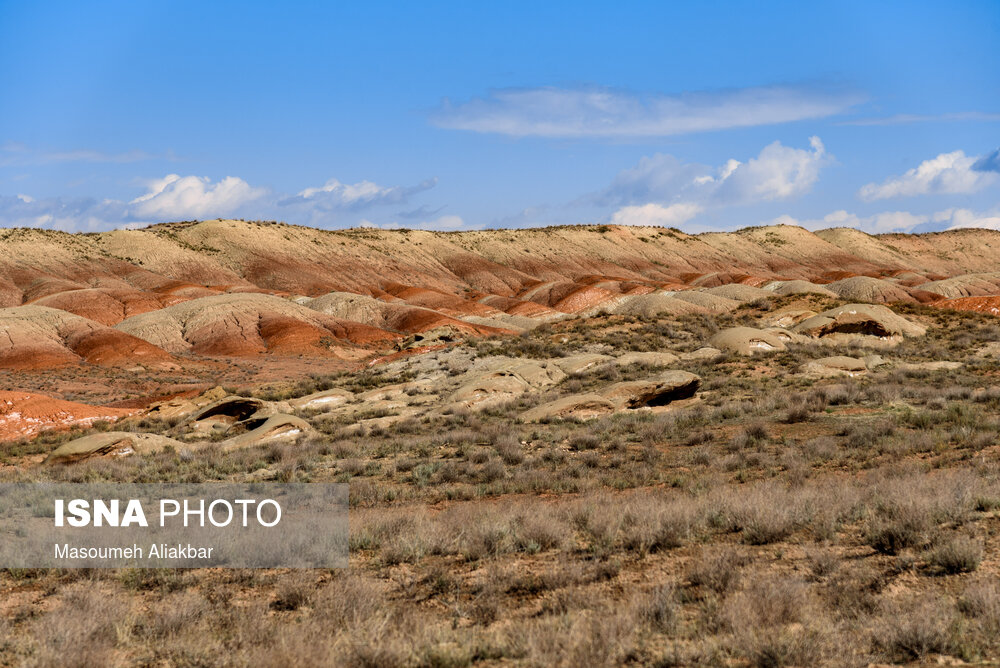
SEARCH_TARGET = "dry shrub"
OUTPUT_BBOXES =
[569,433,601,451]
[26,584,133,668]
[634,583,680,633]
[493,433,525,465]
[924,535,982,574]
[728,626,828,668]
[687,547,749,594]
[621,494,702,554]
[874,595,955,662]
[513,512,571,554]
[958,578,1000,657]
[727,424,769,452]
[538,587,598,617]
[459,514,513,562]
[506,612,636,667]
[805,547,840,579]
[721,576,810,630]
[824,564,885,619]
[720,483,800,545]
[313,575,386,627]
[136,590,209,641]
[959,578,1000,629]
[864,514,929,555]
[271,574,316,611]
[801,436,837,463]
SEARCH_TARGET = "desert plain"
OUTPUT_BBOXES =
[0,219,998,666]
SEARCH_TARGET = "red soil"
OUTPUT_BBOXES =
[934,296,1000,316]
[31,288,174,325]
[383,284,498,317]
[69,330,179,368]
[553,285,619,312]
[0,391,137,441]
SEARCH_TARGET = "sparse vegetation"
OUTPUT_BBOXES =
[1,269,1000,666]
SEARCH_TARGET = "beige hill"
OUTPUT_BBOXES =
[1,221,999,307]
[114,293,400,356]
[0,305,176,369]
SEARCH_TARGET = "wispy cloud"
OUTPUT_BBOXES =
[858,148,1000,201]
[0,142,170,166]
[839,111,1000,126]
[396,204,447,220]
[431,84,862,138]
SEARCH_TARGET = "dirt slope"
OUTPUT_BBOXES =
[0,305,176,369]
[0,220,996,376]
[0,391,136,441]
[2,221,999,304]
[114,293,400,357]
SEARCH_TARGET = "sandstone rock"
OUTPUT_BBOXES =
[614,352,680,367]
[897,361,963,372]
[803,356,868,377]
[793,304,926,344]
[520,394,616,422]
[553,354,615,375]
[708,327,790,355]
[598,371,701,409]
[679,347,723,361]
[220,414,311,451]
[146,386,228,422]
[763,280,837,298]
[762,309,817,328]
[448,359,567,410]
[288,388,354,411]
[45,432,184,464]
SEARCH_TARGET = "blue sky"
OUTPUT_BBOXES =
[1,0,999,233]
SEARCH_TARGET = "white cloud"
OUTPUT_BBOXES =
[939,207,1000,230]
[432,85,861,138]
[770,209,931,233]
[610,203,702,227]
[1,172,437,231]
[765,205,1000,234]
[598,154,707,206]
[597,137,829,227]
[298,179,401,202]
[281,177,437,212]
[129,174,266,219]
[0,194,132,232]
[711,136,828,203]
[858,148,1000,201]
[418,214,465,230]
